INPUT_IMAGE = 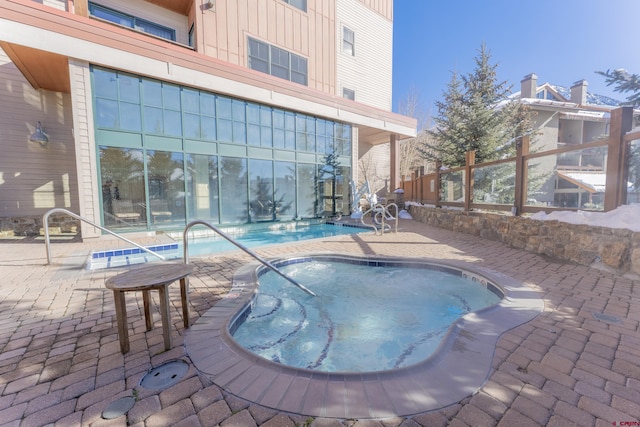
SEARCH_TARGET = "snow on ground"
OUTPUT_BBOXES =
[406,201,640,232]
[529,204,640,232]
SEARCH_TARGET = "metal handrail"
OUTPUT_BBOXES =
[43,208,164,265]
[360,203,398,235]
[182,220,316,297]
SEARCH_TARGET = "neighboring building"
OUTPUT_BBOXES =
[515,73,629,209]
[0,0,415,237]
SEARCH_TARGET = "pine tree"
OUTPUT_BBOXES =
[424,43,526,167]
[596,69,640,107]
[419,71,467,165]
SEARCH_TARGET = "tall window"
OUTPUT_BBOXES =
[343,27,355,56]
[248,37,308,85]
[282,0,307,12]
[88,3,176,42]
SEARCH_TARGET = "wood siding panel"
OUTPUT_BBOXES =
[68,59,102,236]
[202,0,333,95]
[336,0,392,110]
[0,50,78,218]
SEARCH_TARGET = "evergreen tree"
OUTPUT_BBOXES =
[596,69,640,107]
[424,43,527,167]
[419,71,467,165]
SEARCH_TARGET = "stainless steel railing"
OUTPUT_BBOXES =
[182,220,316,296]
[43,208,164,265]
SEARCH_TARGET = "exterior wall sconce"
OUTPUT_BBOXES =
[29,121,49,147]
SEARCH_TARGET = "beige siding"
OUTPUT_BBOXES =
[0,50,78,217]
[358,0,392,20]
[358,141,390,194]
[200,0,335,94]
[89,0,190,45]
[336,0,393,111]
[68,59,101,238]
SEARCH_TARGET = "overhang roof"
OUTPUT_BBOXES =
[0,0,416,144]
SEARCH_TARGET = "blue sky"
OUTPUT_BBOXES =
[391,0,640,118]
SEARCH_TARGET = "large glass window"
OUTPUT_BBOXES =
[275,162,296,220]
[99,147,147,230]
[88,2,176,41]
[248,37,308,86]
[220,157,248,223]
[146,150,186,227]
[186,154,219,223]
[249,159,274,222]
[297,164,317,218]
[93,67,352,230]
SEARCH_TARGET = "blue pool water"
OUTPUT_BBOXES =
[89,223,369,269]
[230,258,503,373]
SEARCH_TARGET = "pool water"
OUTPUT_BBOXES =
[230,259,502,373]
[89,223,369,269]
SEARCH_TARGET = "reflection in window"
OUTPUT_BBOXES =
[220,157,248,223]
[297,163,317,218]
[186,154,219,223]
[88,2,176,41]
[99,147,146,230]
[248,37,308,85]
[275,162,296,220]
[146,150,186,227]
[249,159,274,222]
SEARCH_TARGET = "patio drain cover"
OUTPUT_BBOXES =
[591,312,621,324]
[102,396,135,420]
[140,359,189,390]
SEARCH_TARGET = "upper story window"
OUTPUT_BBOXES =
[88,2,176,42]
[343,27,355,56]
[248,37,308,86]
[343,88,355,100]
[282,0,307,12]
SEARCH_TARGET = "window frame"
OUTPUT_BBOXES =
[282,0,307,12]
[248,37,308,86]
[343,26,355,56]
[88,2,176,42]
[343,88,355,101]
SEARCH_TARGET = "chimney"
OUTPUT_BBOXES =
[520,73,538,99]
[570,79,588,105]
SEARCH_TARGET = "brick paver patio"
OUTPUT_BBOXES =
[0,219,639,426]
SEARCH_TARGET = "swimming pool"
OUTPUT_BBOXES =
[231,259,502,372]
[185,253,544,418]
[89,222,369,269]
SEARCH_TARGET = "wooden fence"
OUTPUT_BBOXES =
[401,107,639,214]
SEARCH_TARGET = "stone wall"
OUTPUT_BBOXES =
[408,205,640,277]
[0,214,79,237]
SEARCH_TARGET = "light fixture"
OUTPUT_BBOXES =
[29,121,49,147]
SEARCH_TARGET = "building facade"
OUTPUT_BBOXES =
[0,0,415,237]
[517,73,622,209]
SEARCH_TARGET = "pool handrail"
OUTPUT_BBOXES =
[182,220,317,297]
[359,203,398,235]
[43,208,165,265]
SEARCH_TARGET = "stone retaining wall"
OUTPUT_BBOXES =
[408,205,640,277]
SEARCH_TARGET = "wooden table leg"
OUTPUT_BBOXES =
[112,290,130,354]
[157,285,172,351]
[180,277,190,328]
[142,290,153,331]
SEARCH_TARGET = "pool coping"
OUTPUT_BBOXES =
[184,253,544,419]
